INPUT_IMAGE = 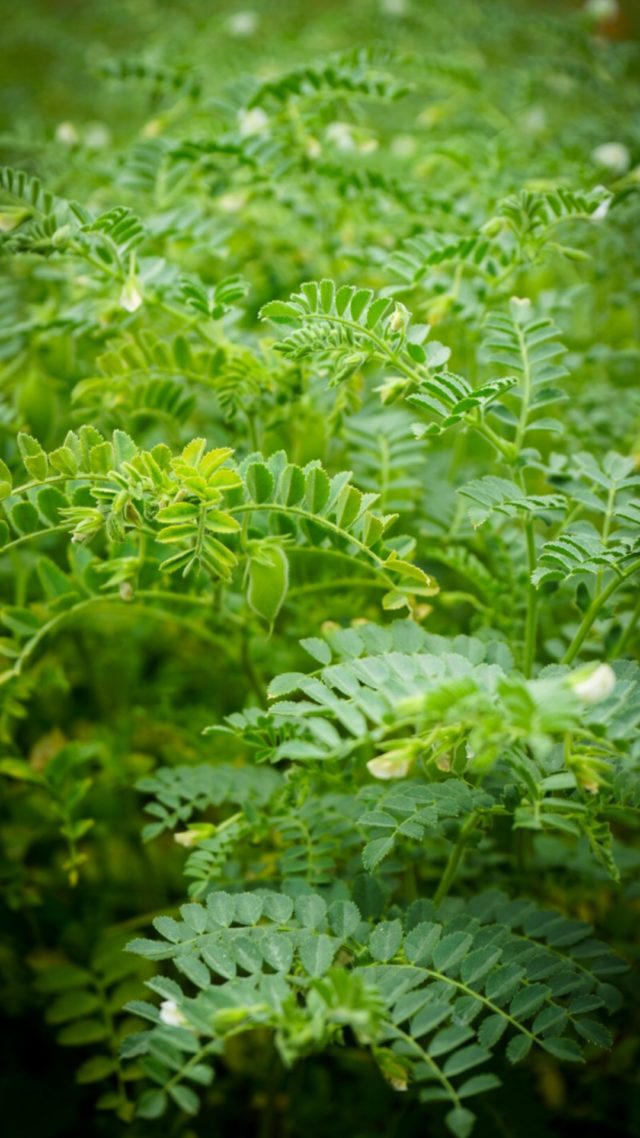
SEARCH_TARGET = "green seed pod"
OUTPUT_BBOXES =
[246,543,289,628]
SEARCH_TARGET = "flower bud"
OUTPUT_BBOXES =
[389,305,407,333]
[570,662,616,704]
[367,749,414,780]
[174,823,214,847]
[119,279,143,313]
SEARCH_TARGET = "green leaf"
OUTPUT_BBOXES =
[137,1089,168,1119]
[0,458,12,499]
[506,1035,533,1064]
[35,964,92,992]
[207,891,236,926]
[235,893,264,925]
[0,758,44,784]
[46,990,100,1024]
[328,900,360,938]
[541,1037,584,1062]
[57,1019,109,1046]
[509,984,550,1019]
[443,1045,490,1077]
[168,1084,200,1114]
[369,920,402,963]
[75,1056,117,1084]
[9,501,40,534]
[362,836,395,871]
[175,956,210,989]
[299,934,336,977]
[404,921,442,966]
[433,932,473,973]
[245,462,274,503]
[295,894,327,929]
[445,1106,476,1138]
[17,432,48,480]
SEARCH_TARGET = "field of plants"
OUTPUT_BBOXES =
[1,0,639,1135]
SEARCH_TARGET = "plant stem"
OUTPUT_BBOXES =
[609,589,640,660]
[562,558,640,665]
[433,813,479,906]
[522,518,538,677]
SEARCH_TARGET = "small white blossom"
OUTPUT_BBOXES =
[326,121,356,153]
[238,107,269,137]
[584,0,618,21]
[227,10,259,37]
[367,752,412,780]
[380,0,409,14]
[218,191,247,213]
[55,121,80,146]
[571,663,616,704]
[119,279,143,313]
[159,1000,187,1027]
[592,142,630,175]
[174,829,199,847]
[84,123,111,149]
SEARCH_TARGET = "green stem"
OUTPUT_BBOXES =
[562,558,640,665]
[433,814,479,906]
[470,416,515,460]
[609,589,640,660]
[10,594,227,675]
[389,1024,461,1108]
[522,518,538,677]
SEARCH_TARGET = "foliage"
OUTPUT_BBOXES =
[1,1,639,1138]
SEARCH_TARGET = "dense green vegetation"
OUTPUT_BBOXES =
[1,1,639,1135]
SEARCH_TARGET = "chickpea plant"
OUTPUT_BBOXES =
[0,2,639,1136]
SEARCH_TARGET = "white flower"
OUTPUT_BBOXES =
[174,829,199,847]
[571,663,616,704]
[218,191,247,214]
[227,10,259,37]
[159,1000,187,1027]
[119,280,143,313]
[84,122,110,149]
[238,107,269,137]
[592,142,630,174]
[380,0,409,14]
[584,0,618,21]
[367,752,412,780]
[326,121,356,153]
[55,121,80,146]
